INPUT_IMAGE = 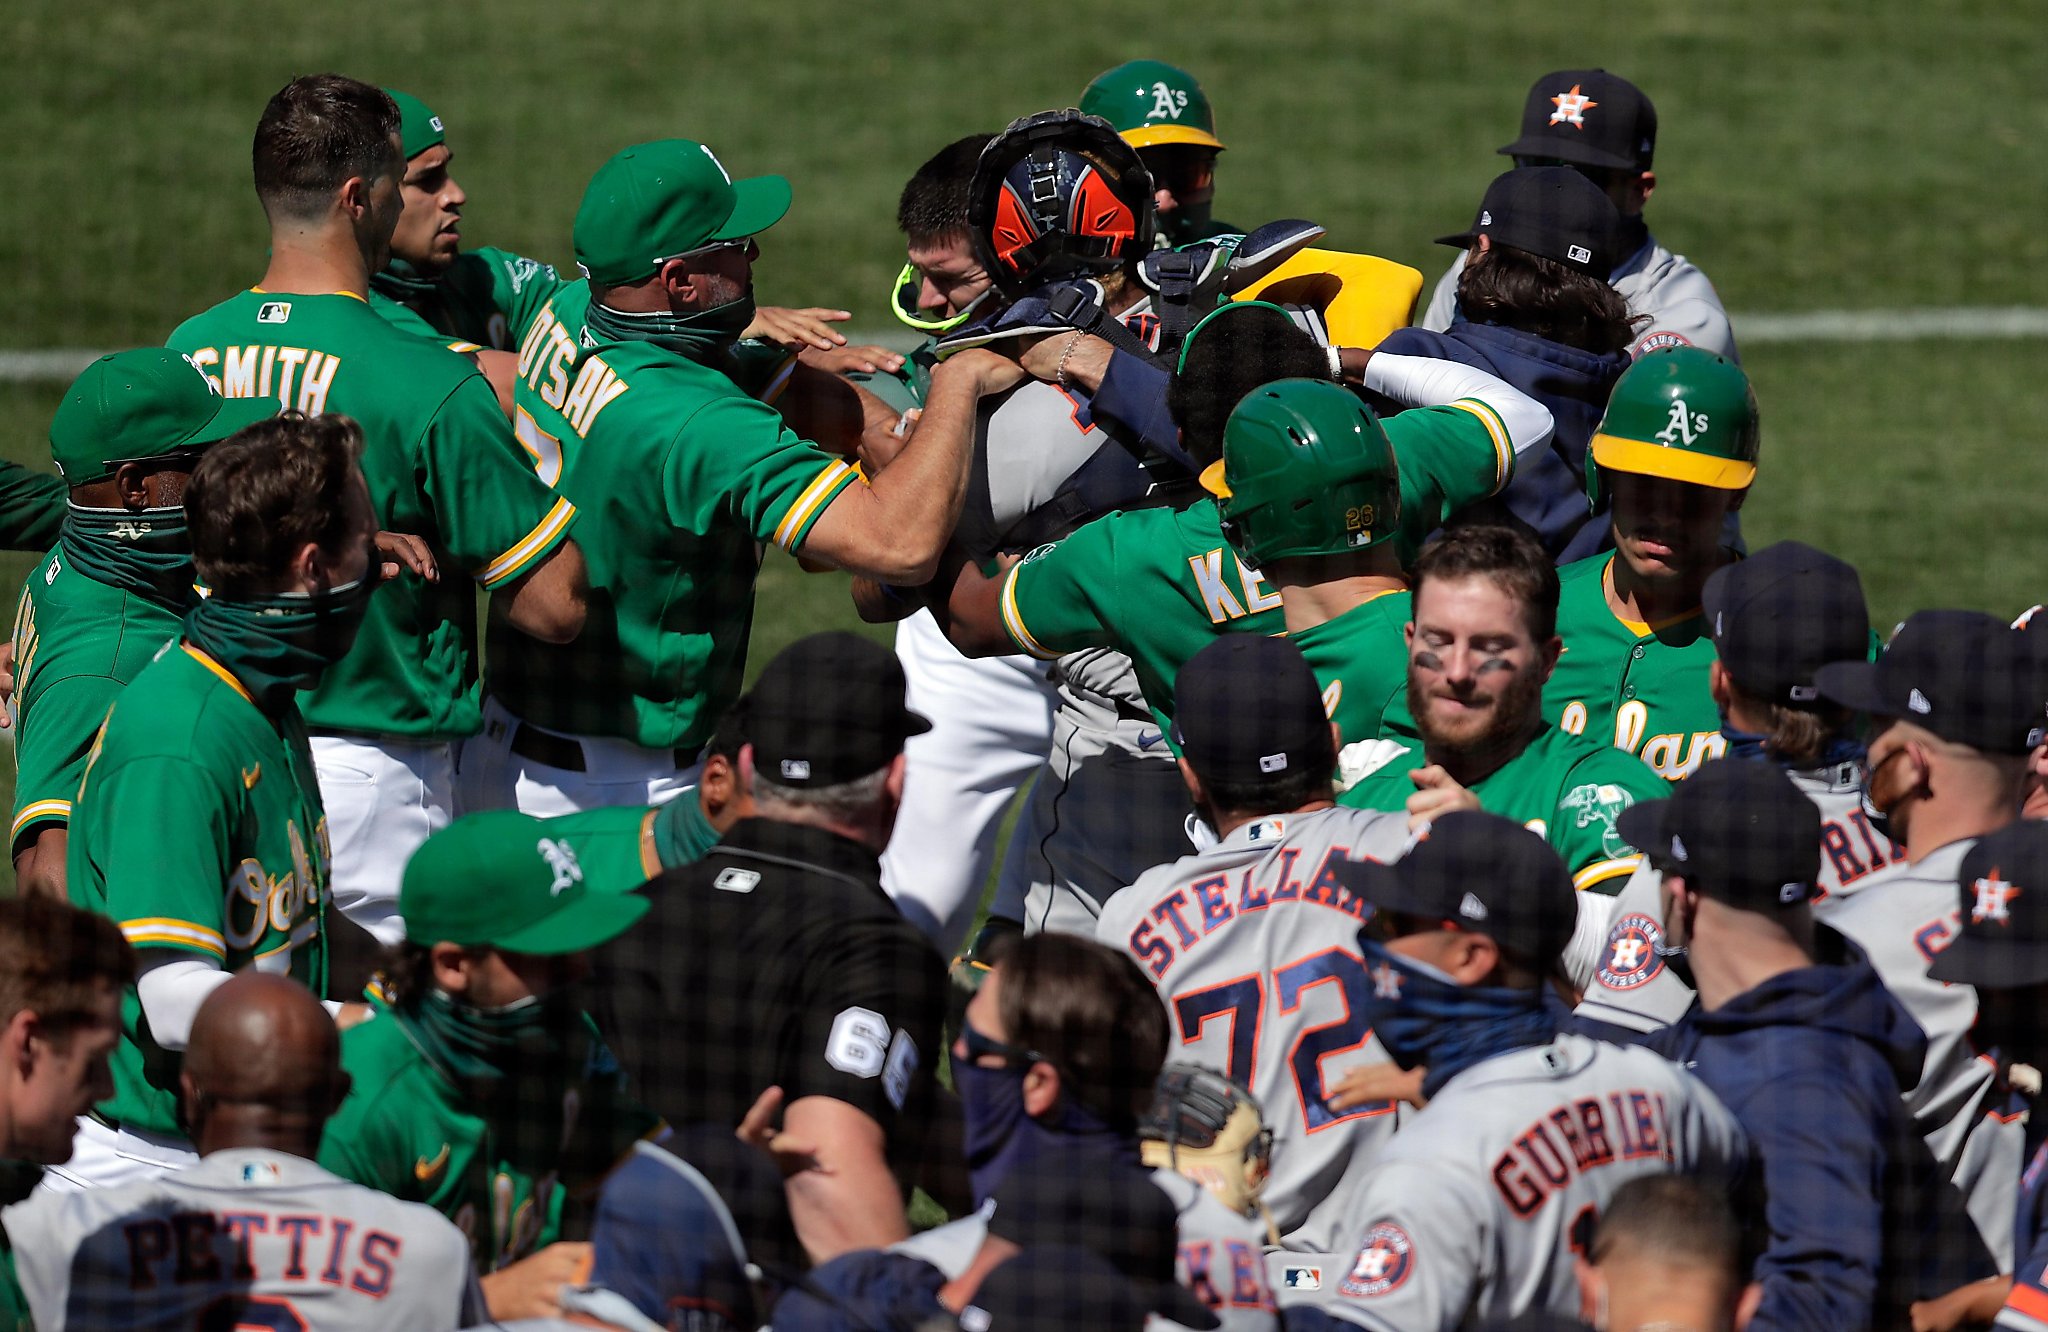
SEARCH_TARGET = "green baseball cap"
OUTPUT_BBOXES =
[49,349,280,485]
[572,139,791,288]
[383,87,446,160]
[1080,59,1225,151]
[400,811,650,954]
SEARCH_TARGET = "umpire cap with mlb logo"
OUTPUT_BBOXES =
[745,632,931,788]
[1814,610,2048,754]
[1336,811,1579,970]
[1173,635,1335,787]
[1930,821,2048,988]
[1615,759,1821,913]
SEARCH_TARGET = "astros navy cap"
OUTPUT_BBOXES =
[1500,68,1657,173]
[1703,541,1871,707]
[1814,610,2048,754]
[1173,635,1334,787]
[1929,822,2048,988]
[1615,760,1821,913]
[1337,811,1580,970]
[1435,166,1622,274]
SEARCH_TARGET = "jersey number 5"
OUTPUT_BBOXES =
[1172,948,1390,1132]
[513,406,565,486]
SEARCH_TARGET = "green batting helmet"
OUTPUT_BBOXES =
[1204,378,1401,567]
[1586,346,1760,511]
[1080,60,1226,152]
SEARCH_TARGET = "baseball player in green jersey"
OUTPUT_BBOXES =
[369,88,563,356]
[54,413,380,1192]
[10,350,278,901]
[319,812,659,1321]
[1543,346,1758,781]
[1338,525,1666,894]
[463,137,1010,817]
[1080,59,1238,247]
[0,465,64,555]
[168,76,588,946]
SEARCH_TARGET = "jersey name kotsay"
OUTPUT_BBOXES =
[120,1209,404,1296]
[1125,847,1367,979]
[186,345,341,416]
[1492,1089,1678,1217]
[515,304,630,439]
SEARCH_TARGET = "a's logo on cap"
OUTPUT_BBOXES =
[257,301,291,324]
[1909,688,1933,715]
[781,759,812,780]
[1972,869,2021,925]
[1458,891,1488,921]
[1567,244,1593,264]
[1259,753,1288,773]
[1655,397,1707,447]
[1148,82,1189,121]
[1548,84,1600,127]
[536,837,583,896]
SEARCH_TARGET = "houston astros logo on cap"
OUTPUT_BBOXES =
[1549,84,1599,127]
[1972,869,2021,925]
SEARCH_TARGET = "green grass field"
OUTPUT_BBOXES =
[0,0,2043,895]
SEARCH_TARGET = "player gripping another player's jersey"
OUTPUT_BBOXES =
[370,246,562,354]
[1099,807,1412,1255]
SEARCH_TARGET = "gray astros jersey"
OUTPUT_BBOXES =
[1097,808,1413,1254]
[4,1147,480,1331]
[1311,1034,1745,1330]
[1822,837,2024,1265]
[1575,757,1893,1030]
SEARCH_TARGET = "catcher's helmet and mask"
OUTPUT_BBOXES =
[1139,1064,1275,1226]
[967,110,1155,302]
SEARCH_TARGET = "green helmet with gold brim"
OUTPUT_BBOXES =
[1204,377,1401,567]
[1080,59,1225,152]
[1586,345,1759,511]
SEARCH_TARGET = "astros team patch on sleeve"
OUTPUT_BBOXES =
[1596,913,1667,990]
[1338,1221,1414,1298]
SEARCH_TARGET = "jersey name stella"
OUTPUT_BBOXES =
[1122,840,1368,980]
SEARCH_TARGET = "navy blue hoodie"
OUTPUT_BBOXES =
[1642,956,1993,1330]
[1373,321,1628,562]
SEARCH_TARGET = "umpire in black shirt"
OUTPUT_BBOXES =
[592,632,949,1268]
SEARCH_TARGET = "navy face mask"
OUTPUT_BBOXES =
[951,1036,1139,1205]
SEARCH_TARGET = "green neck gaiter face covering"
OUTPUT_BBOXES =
[405,988,570,1084]
[59,505,196,613]
[370,257,442,302]
[582,288,757,365]
[181,569,378,712]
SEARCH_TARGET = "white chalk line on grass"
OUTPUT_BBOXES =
[5,307,2047,383]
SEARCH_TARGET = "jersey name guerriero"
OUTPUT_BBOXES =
[9,548,181,853]
[1289,591,1411,748]
[1543,554,1725,781]
[1339,722,1666,894]
[168,289,577,740]
[1097,808,1412,1255]
[999,499,1285,733]
[67,644,330,1138]
[488,282,858,750]
[369,247,563,353]
[1319,1035,1744,1330]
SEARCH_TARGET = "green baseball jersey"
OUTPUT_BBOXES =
[1384,398,1517,563]
[999,498,1286,733]
[318,1005,659,1272]
[1288,588,1412,746]
[0,464,64,554]
[67,643,330,1138]
[8,549,182,853]
[487,282,858,749]
[1542,553,1727,782]
[1338,720,1667,892]
[539,790,721,892]
[841,336,935,416]
[369,247,563,353]
[169,289,577,740]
